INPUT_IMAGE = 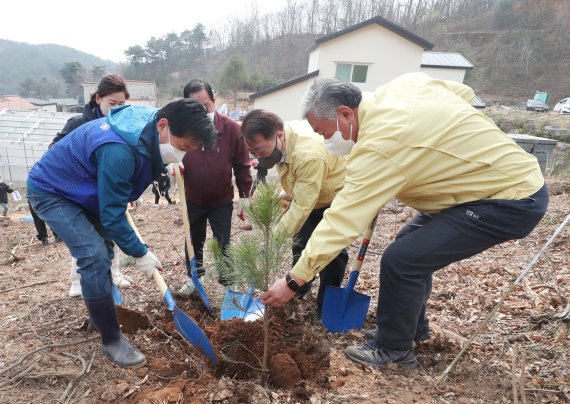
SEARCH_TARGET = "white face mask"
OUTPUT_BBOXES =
[324,115,355,155]
[206,112,215,123]
[159,128,187,164]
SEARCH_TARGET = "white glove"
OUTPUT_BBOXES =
[130,197,143,210]
[135,250,162,278]
[166,162,184,176]
[237,198,246,221]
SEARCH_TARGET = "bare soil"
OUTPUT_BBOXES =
[0,179,569,403]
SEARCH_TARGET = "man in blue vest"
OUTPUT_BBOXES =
[27,99,217,369]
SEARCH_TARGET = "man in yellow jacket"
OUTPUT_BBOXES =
[260,73,548,368]
[241,109,347,317]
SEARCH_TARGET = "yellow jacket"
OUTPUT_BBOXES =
[275,120,346,236]
[291,73,544,281]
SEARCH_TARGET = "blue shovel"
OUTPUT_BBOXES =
[126,211,218,364]
[112,284,123,305]
[173,164,212,315]
[322,214,379,333]
[221,285,265,321]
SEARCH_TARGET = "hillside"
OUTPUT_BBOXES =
[2,1,569,107]
[414,0,570,104]
[0,39,118,96]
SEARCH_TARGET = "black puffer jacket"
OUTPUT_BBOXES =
[0,182,14,204]
[49,102,101,147]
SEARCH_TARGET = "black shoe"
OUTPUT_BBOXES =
[84,294,146,369]
[365,327,430,344]
[344,340,417,368]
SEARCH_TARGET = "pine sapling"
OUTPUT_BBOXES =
[208,183,291,380]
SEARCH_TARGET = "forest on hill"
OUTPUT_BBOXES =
[0,40,116,96]
[1,0,569,105]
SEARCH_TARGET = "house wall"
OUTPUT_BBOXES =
[315,24,425,91]
[420,67,466,83]
[308,48,320,72]
[253,79,312,121]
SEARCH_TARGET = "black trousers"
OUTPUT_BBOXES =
[152,185,173,204]
[375,184,549,349]
[293,206,349,312]
[184,201,233,283]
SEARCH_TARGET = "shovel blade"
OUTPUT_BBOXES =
[221,290,265,321]
[173,305,218,364]
[322,286,371,333]
[112,284,123,305]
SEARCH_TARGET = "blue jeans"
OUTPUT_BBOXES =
[28,192,115,300]
[376,184,549,349]
[1,203,8,216]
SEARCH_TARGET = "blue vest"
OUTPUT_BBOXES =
[28,118,152,217]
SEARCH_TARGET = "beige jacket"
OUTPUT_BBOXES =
[291,73,543,281]
[275,120,346,236]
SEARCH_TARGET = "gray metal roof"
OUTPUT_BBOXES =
[472,95,486,109]
[250,71,320,100]
[26,98,58,106]
[421,52,474,69]
[48,98,81,106]
[0,109,75,144]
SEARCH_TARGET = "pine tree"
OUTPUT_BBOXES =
[208,183,291,381]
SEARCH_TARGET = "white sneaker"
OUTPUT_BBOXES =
[177,277,203,297]
[112,273,133,288]
[68,282,82,298]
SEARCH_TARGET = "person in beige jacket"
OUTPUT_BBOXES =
[260,73,548,369]
[240,109,347,317]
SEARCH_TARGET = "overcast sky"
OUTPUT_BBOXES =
[0,0,286,62]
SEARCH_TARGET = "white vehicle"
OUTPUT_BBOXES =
[553,97,570,114]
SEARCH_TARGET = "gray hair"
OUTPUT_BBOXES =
[301,78,362,120]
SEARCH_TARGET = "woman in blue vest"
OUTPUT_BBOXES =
[27,99,216,369]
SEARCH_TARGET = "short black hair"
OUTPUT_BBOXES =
[156,99,217,149]
[182,79,215,101]
[240,109,284,141]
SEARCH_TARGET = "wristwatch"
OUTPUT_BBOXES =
[285,273,301,292]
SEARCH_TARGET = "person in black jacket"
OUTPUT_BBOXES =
[50,74,130,147]
[0,179,14,216]
[44,73,134,296]
[151,167,174,204]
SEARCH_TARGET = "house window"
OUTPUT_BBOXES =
[335,63,368,83]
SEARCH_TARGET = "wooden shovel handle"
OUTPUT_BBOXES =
[173,164,196,260]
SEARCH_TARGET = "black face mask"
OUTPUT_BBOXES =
[257,136,282,169]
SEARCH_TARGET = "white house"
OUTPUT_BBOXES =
[251,16,479,121]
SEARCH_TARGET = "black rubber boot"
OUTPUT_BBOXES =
[84,294,146,369]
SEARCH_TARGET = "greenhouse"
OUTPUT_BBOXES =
[0,109,75,186]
